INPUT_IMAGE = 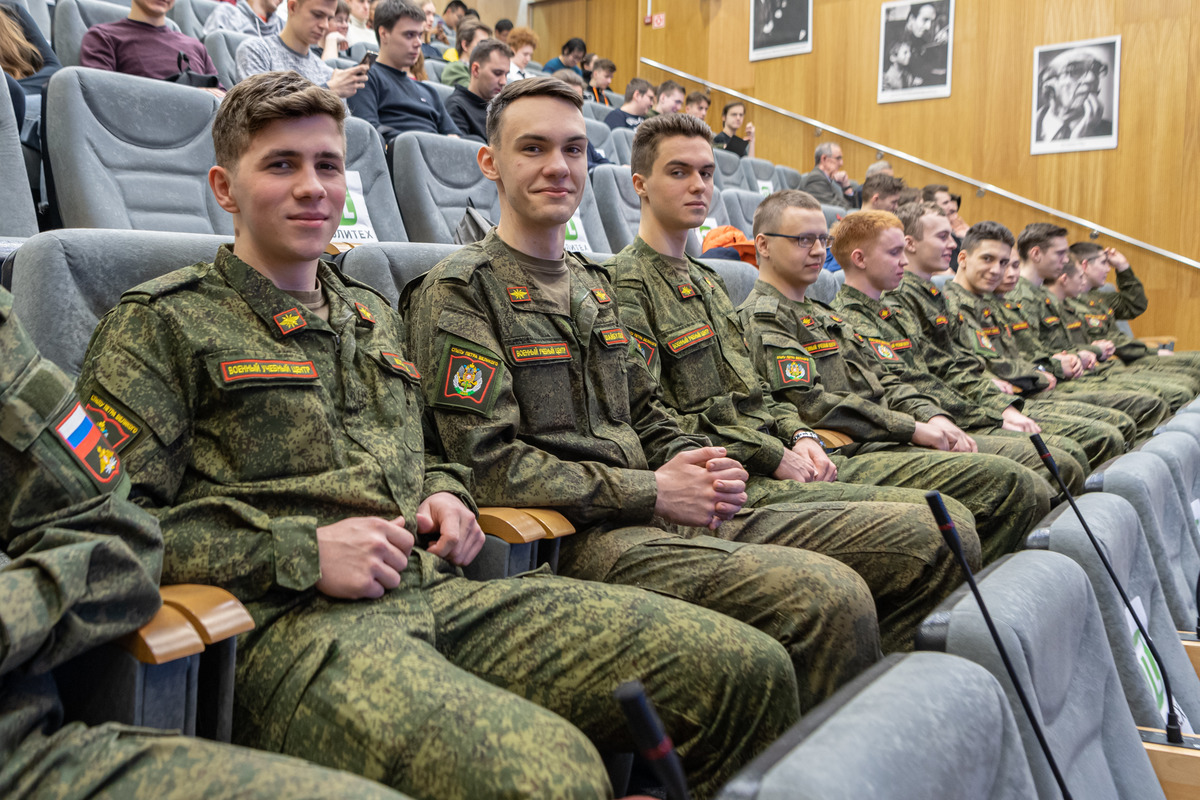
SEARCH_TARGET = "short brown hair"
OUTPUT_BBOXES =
[752,190,821,237]
[507,26,538,51]
[630,112,712,178]
[624,77,654,102]
[861,174,906,202]
[1016,222,1069,260]
[895,200,943,240]
[455,18,490,49]
[213,71,345,170]
[921,183,950,202]
[593,58,616,75]
[830,211,903,268]
[552,68,586,90]
[486,75,582,146]
[656,79,684,98]
[685,91,709,108]
[1069,241,1103,261]
[470,38,512,67]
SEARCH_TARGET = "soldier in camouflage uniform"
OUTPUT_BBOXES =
[884,203,1130,468]
[721,195,1046,564]
[0,287,407,800]
[408,79,892,695]
[1007,223,1193,411]
[75,73,802,800]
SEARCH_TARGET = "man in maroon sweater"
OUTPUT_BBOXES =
[80,0,224,97]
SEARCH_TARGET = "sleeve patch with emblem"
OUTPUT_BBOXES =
[632,331,658,367]
[1086,315,1104,328]
[510,341,573,363]
[273,307,307,335]
[777,354,812,385]
[56,402,120,484]
[982,326,1000,336]
[437,340,502,414]
[868,338,900,361]
[803,339,839,356]
[220,359,319,383]
[506,286,532,303]
[974,330,997,352]
[599,327,629,346]
[86,393,140,453]
[666,324,714,353]
[381,351,421,379]
[677,283,698,299]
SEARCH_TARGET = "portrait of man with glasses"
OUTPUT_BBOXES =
[1032,36,1120,154]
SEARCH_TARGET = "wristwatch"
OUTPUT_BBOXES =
[791,430,822,448]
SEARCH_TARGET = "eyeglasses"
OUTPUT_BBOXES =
[1058,59,1108,80]
[762,233,833,250]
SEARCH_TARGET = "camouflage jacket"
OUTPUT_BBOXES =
[941,281,1052,392]
[832,284,1005,429]
[737,280,951,451]
[76,246,473,630]
[1007,278,1085,374]
[607,238,812,476]
[1066,296,1150,362]
[404,230,708,551]
[1081,267,1147,321]
[1,287,162,769]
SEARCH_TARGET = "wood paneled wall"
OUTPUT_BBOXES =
[533,0,1200,347]
[527,0,638,92]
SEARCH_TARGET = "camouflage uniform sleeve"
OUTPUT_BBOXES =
[408,274,660,529]
[1110,268,1149,320]
[1,291,161,678]
[623,340,712,469]
[77,300,322,600]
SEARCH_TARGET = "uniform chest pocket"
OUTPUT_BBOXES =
[505,337,577,435]
[202,352,337,481]
[376,350,425,452]
[658,320,723,412]
[592,325,632,424]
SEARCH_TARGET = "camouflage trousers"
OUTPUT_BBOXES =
[7,721,402,800]
[1123,352,1200,384]
[968,430,1087,494]
[559,518,880,713]
[1022,398,1131,468]
[1042,384,1169,442]
[235,550,799,800]
[1079,364,1198,412]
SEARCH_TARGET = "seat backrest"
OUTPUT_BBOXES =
[603,89,621,106]
[807,269,840,305]
[1100,451,1200,630]
[1029,492,1200,729]
[7,0,51,40]
[390,130,499,244]
[569,177,608,256]
[713,147,751,192]
[9,229,226,376]
[54,0,181,67]
[584,117,616,163]
[0,67,36,237]
[583,100,609,122]
[526,58,542,70]
[917,550,1166,800]
[720,187,760,239]
[344,116,406,242]
[702,258,758,307]
[45,67,230,233]
[203,29,250,87]
[774,164,803,191]
[169,0,221,39]
[821,203,846,229]
[717,652,1037,800]
[421,78,453,104]
[425,58,445,82]
[590,163,640,253]
[1141,431,1200,532]
[338,241,461,307]
[687,185,733,255]
[610,126,633,165]
[742,156,778,197]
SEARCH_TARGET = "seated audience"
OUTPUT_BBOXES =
[645,78,684,118]
[603,75,654,129]
[542,36,584,75]
[865,159,894,178]
[238,0,369,99]
[823,174,907,271]
[445,37,509,142]
[493,17,511,43]
[552,67,611,172]
[713,100,755,157]
[439,0,465,48]
[684,89,710,119]
[800,141,856,208]
[348,0,459,143]
[923,183,968,236]
[438,18,488,86]
[1,0,60,101]
[203,0,284,38]
[81,0,223,95]
[313,0,351,59]
[409,44,427,78]
[504,25,536,81]
[586,56,614,104]
[345,0,376,45]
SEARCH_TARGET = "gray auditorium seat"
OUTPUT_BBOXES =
[774,164,803,191]
[742,156,779,197]
[721,188,762,239]
[1142,431,1200,534]
[585,117,616,163]
[703,258,758,307]
[713,147,751,192]
[610,126,633,165]
[918,550,1166,800]
[570,177,609,256]
[1086,450,1200,630]
[583,100,610,122]
[424,58,445,82]
[807,268,841,305]
[591,163,640,253]
[9,230,226,375]
[687,185,734,255]
[169,0,221,39]
[422,78,453,104]
[7,0,51,40]
[1027,493,1200,730]
[0,66,36,239]
[716,652,1037,800]
[45,67,230,233]
[204,30,250,88]
[338,241,457,307]
[604,89,621,106]
[390,130,500,243]
[821,203,846,229]
[54,0,181,67]
[527,58,542,71]
[344,116,407,242]
[1157,411,1200,446]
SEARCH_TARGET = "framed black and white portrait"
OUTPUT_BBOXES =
[877,0,954,104]
[749,0,812,62]
[1031,35,1120,155]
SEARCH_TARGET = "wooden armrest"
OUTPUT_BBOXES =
[324,242,359,255]
[522,509,575,539]
[159,584,255,645]
[117,603,205,665]
[478,507,545,544]
[1141,336,1177,348]
[814,429,854,449]
[1179,638,1200,681]
[1138,727,1200,799]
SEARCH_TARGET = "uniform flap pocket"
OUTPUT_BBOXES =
[595,325,630,348]
[760,331,803,352]
[378,350,422,382]
[660,321,717,357]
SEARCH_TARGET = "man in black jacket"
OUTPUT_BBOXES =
[445,38,511,142]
